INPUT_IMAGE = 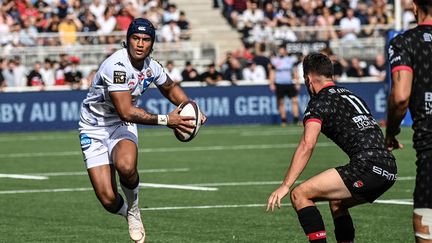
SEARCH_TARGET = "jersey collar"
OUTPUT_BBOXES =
[322,82,336,89]
[419,21,432,26]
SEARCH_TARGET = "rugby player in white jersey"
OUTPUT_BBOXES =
[78,18,205,243]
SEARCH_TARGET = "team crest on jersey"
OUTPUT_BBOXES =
[113,71,126,84]
[115,62,125,67]
[353,180,364,188]
[145,68,153,78]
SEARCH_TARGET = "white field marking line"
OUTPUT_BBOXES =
[0,188,93,194]
[139,183,218,191]
[29,168,190,177]
[0,175,415,195]
[0,127,293,142]
[0,174,48,180]
[185,176,414,187]
[140,199,413,211]
[0,139,415,159]
[0,143,331,159]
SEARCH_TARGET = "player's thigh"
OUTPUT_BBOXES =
[293,168,352,201]
[87,164,118,201]
[112,139,138,169]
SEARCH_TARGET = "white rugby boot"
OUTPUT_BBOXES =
[127,205,145,242]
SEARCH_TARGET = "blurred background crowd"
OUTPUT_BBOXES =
[0,0,417,91]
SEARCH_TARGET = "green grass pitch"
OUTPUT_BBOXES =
[0,125,415,242]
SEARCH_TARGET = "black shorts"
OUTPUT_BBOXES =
[336,159,397,203]
[414,151,432,208]
[275,84,298,99]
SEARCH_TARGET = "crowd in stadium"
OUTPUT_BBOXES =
[0,0,417,90]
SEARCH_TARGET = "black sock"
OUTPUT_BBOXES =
[333,215,355,243]
[297,206,327,243]
[120,174,140,190]
[281,118,287,123]
[293,117,299,123]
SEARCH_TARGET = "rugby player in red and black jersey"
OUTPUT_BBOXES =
[386,0,432,242]
[267,53,397,243]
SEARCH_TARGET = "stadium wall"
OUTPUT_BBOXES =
[0,83,390,132]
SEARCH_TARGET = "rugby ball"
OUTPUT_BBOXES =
[174,101,202,142]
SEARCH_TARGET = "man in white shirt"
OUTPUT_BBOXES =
[242,60,266,82]
[339,8,361,41]
[78,18,206,243]
[165,60,182,83]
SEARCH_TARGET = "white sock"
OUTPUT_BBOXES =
[121,183,140,210]
[116,196,128,217]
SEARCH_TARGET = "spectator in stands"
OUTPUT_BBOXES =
[97,6,117,44]
[0,8,14,36]
[161,19,181,42]
[65,56,83,89]
[27,61,44,87]
[219,51,243,84]
[200,63,223,86]
[2,59,14,87]
[320,47,348,81]
[13,56,27,87]
[242,60,266,82]
[262,1,277,27]
[55,53,69,85]
[237,0,264,39]
[329,0,347,25]
[34,0,50,14]
[269,46,299,126]
[346,57,368,78]
[40,58,55,86]
[252,44,272,78]
[89,0,105,20]
[355,2,369,25]
[79,9,99,44]
[165,60,182,83]
[0,58,5,91]
[250,20,273,52]
[368,53,386,82]
[116,4,134,31]
[146,5,163,29]
[316,7,337,40]
[58,13,82,46]
[275,0,298,27]
[163,4,180,24]
[181,61,199,81]
[19,16,38,46]
[177,11,191,40]
[339,8,361,41]
[56,0,73,19]
[228,0,248,29]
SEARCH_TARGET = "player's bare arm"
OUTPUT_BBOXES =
[110,90,194,132]
[267,121,321,212]
[386,70,413,150]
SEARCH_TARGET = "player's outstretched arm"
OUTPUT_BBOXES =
[386,70,413,150]
[266,121,321,212]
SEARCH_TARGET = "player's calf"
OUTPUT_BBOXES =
[297,206,327,243]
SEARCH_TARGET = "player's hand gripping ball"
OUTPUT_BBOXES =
[174,101,202,142]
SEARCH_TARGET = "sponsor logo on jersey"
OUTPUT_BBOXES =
[115,62,125,67]
[145,68,153,78]
[352,115,377,130]
[372,166,397,181]
[113,71,126,84]
[80,134,92,151]
[423,33,432,42]
[353,180,364,188]
[388,45,394,58]
[425,92,432,115]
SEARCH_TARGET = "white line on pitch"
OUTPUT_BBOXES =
[0,174,48,180]
[30,168,190,177]
[0,188,93,194]
[0,143,330,158]
[140,183,218,191]
[140,199,413,211]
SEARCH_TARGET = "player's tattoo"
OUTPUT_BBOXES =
[396,71,401,82]
[130,109,158,124]
[161,78,175,88]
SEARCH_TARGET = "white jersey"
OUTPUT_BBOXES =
[80,48,167,126]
